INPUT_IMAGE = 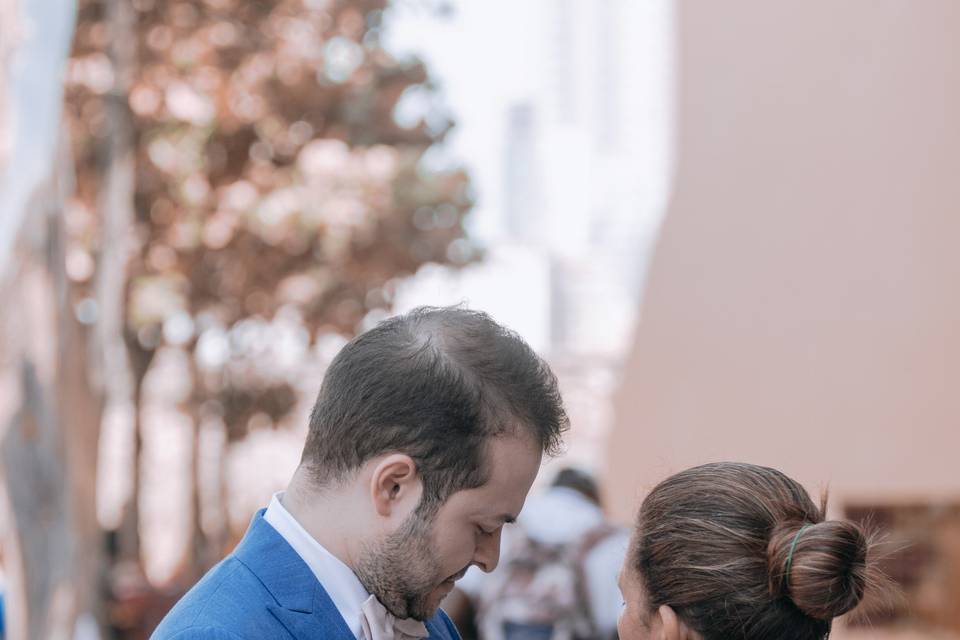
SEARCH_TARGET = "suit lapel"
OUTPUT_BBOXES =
[233,510,459,640]
[435,612,465,640]
[267,585,356,640]
[234,510,356,640]
[425,617,448,640]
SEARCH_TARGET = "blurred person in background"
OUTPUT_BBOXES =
[152,307,569,640]
[446,467,628,640]
[618,462,884,640]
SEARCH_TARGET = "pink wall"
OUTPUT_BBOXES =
[607,0,960,522]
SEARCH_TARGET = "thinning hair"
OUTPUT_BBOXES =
[301,306,568,507]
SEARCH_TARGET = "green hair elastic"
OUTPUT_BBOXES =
[784,524,811,590]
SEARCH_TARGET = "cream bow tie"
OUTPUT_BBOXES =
[360,594,429,640]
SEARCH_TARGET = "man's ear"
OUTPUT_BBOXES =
[369,453,420,518]
[656,605,696,640]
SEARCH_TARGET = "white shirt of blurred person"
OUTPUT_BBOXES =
[454,469,629,640]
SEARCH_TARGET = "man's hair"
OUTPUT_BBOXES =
[301,306,568,506]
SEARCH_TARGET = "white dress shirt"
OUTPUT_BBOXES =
[264,492,371,639]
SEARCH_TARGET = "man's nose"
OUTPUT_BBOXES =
[473,529,502,573]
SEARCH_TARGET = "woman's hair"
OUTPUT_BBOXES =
[631,462,880,640]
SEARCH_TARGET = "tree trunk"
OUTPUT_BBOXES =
[0,0,136,636]
[215,427,232,556]
[117,343,153,566]
[0,4,101,636]
[0,135,104,640]
[100,0,140,569]
[189,413,208,580]
[0,0,19,173]
[186,352,212,581]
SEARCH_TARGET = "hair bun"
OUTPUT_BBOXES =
[767,520,869,620]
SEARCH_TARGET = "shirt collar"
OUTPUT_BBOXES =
[264,491,371,638]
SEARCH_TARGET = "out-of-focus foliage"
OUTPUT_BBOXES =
[61,1,474,592]
[63,0,474,442]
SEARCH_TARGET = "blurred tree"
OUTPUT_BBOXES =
[63,0,474,591]
[0,0,16,171]
[0,1,107,638]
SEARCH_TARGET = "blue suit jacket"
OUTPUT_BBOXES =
[151,510,461,640]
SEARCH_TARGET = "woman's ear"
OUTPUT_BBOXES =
[656,605,696,640]
[369,453,420,518]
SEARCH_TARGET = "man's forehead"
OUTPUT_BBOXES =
[447,482,525,518]
[484,434,542,477]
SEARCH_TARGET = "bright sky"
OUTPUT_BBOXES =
[383,0,547,243]
[383,0,676,354]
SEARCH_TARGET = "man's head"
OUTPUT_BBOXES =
[297,306,568,619]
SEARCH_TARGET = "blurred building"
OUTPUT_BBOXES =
[605,2,960,637]
[391,0,674,471]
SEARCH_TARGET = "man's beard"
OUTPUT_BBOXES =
[354,504,445,621]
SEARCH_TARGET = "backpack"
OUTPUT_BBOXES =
[475,523,619,640]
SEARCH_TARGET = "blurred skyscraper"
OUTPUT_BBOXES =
[388,0,675,467]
